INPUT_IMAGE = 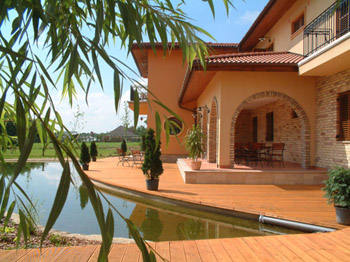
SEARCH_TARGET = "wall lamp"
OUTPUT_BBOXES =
[197,105,210,114]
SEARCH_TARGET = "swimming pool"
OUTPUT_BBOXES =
[7,162,300,241]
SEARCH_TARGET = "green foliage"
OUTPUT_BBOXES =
[184,124,205,161]
[79,184,89,209]
[323,166,350,207]
[121,139,127,155]
[0,0,233,260]
[140,135,146,152]
[80,142,91,164]
[142,129,163,180]
[90,142,98,158]
[49,234,68,246]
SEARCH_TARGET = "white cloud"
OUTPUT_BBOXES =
[234,11,260,25]
[53,89,132,133]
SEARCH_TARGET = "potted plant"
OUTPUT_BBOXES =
[184,124,205,170]
[90,141,98,162]
[323,166,350,225]
[141,128,163,190]
[80,142,91,170]
[140,135,146,153]
[121,138,127,156]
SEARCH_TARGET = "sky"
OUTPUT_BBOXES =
[6,0,270,134]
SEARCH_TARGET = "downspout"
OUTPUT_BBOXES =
[178,65,197,125]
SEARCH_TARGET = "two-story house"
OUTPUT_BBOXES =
[130,0,350,169]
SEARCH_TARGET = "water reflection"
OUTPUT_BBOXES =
[3,162,301,241]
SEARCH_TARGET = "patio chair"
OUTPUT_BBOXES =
[269,143,285,167]
[116,148,130,166]
[245,143,265,166]
[131,150,144,168]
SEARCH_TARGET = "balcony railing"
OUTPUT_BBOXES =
[304,0,350,56]
[130,86,147,102]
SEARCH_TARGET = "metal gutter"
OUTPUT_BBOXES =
[259,215,336,233]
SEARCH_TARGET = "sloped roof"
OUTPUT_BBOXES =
[108,126,134,137]
[178,51,304,109]
[205,51,304,65]
[131,42,239,77]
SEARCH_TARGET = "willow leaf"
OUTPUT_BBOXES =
[41,161,70,247]
[133,88,139,128]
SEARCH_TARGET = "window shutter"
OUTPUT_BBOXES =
[336,2,349,37]
[266,112,274,141]
[339,93,350,141]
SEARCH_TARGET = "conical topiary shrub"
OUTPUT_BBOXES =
[80,142,91,170]
[141,128,163,190]
[90,142,98,161]
[140,135,146,152]
[121,138,127,156]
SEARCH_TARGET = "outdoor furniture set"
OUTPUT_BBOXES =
[116,149,144,168]
[234,142,285,167]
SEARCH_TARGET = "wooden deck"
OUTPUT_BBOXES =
[87,157,341,229]
[2,228,350,261]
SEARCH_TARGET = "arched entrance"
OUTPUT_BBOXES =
[208,97,218,163]
[201,107,208,159]
[229,91,311,168]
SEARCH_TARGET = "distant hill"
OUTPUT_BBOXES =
[108,126,134,137]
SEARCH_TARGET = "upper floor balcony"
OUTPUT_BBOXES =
[299,0,350,76]
[303,0,349,57]
[128,85,148,115]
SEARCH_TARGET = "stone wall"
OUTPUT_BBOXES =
[316,68,350,168]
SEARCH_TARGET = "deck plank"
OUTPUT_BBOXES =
[155,241,170,262]
[169,241,186,262]
[244,236,290,262]
[122,243,140,262]
[108,244,128,262]
[0,249,30,262]
[182,240,201,262]
[228,238,263,262]
[16,248,48,262]
[210,238,236,262]
[195,239,217,262]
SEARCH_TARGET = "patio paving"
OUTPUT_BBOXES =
[86,157,343,230]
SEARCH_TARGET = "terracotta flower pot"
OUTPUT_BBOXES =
[190,160,202,170]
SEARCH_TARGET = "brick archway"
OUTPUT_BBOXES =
[209,97,219,163]
[201,107,208,159]
[229,91,311,168]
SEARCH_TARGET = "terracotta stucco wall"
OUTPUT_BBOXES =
[316,68,350,168]
[197,71,316,167]
[147,49,193,156]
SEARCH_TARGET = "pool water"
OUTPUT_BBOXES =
[6,162,301,241]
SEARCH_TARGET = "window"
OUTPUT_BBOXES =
[337,92,350,141]
[266,112,274,141]
[291,13,304,35]
[164,117,182,135]
[266,43,274,52]
[252,117,258,143]
[336,1,349,37]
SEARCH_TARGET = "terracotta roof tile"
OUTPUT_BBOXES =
[205,51,304,65]
[132,42,239,48]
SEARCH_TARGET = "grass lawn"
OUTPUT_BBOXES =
[3,141,141,159]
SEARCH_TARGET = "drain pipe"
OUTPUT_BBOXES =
[259,215,336,233]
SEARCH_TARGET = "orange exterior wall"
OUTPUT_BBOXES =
[146,49,193,155]
[198,71,316,167]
